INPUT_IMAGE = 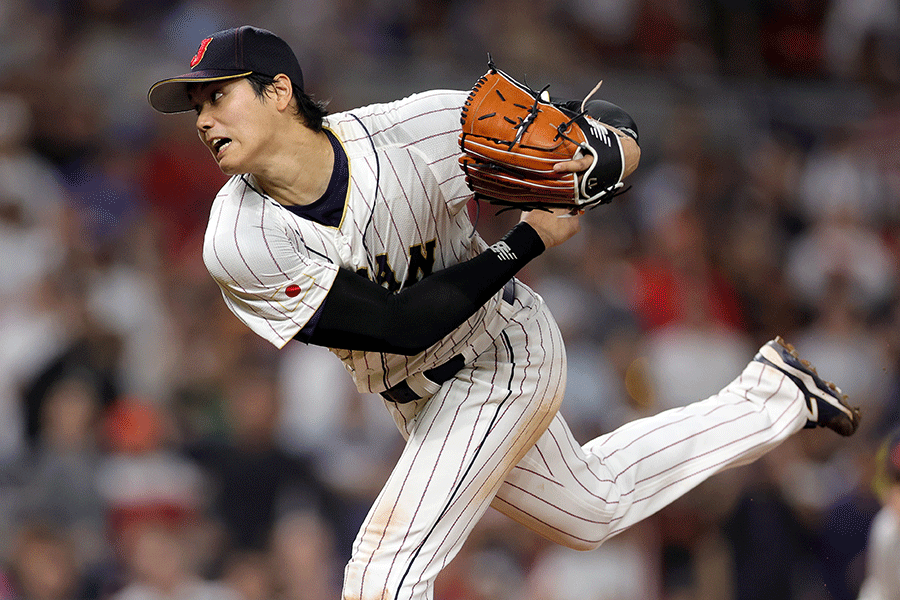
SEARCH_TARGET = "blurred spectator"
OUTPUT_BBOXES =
[722,450,823,600]
[96,399,208,567]
[184,362,339,558]
[531,215,643,436]
[18,266,122,450]
[536,271,634,436]
[787,132,896,416]
[275,343,397,466]
[787,138,896,320]
[819,444,881,600]
[628,103,747,336]
[0,92,66,301]
[0,3,56,77]
[112,520,237,600]
[16,374,107,571]
[823,0,900,84]
[720,130,806,339]
[628,205,746,333]
[137,117,226,264]
[85,225,181,403]
[3,522,89,600]
[220,551,276,600]
[796,128,891,225]
[630,168,755,413]
[269,510,341,600]
[0,90,70,462]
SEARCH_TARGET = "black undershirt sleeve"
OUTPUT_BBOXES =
[302,222,545,355]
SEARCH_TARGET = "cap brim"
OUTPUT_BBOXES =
[148,70,252,114]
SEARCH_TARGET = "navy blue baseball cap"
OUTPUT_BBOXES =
[148,26,304,114]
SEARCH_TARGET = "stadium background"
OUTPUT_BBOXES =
[0,0,898,598]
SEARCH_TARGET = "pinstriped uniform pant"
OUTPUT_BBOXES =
[342,282,809,600]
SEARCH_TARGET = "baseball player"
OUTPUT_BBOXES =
[148,26,860,600]
[858,431,900,600]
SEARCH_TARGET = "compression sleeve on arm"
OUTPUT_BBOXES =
[303,222,545,355]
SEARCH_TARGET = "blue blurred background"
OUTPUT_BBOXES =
[1,0,899,599]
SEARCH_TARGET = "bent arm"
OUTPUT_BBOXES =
[302,222,546,355]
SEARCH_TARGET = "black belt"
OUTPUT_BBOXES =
[381,354,466,404]
[381,279,516,404]
[502,278,515,305]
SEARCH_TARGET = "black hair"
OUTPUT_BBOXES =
[245,72,329,132]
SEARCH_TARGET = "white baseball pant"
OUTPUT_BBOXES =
[342,282,809,600]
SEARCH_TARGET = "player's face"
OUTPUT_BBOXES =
[190,78,280,175]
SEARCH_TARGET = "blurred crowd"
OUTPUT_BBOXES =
[1,0,900,599]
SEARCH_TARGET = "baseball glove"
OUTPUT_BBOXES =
[459,60,630,211]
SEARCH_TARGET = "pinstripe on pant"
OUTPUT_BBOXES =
[342,284,808,600]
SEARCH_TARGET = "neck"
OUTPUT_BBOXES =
[253,126,334,206]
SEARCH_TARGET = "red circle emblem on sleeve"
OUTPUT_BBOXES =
[285,284,301,297]
[190,38,213,68]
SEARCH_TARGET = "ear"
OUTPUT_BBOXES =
[271,74,294,111]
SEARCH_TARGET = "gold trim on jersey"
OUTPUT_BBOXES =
[324,126,352,231]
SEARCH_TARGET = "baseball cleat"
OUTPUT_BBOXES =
[754,336,861,436]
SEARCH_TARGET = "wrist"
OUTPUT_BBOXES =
[496,222,546,261]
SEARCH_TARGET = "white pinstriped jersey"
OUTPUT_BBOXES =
[203,89,518,393]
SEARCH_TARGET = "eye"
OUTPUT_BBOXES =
[211,90,223,103]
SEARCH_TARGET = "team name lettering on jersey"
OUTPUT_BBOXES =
[356,239,437,290]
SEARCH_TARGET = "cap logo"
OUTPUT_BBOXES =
[190,37,213,68]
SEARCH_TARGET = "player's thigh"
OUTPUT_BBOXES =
[344,302,566,598]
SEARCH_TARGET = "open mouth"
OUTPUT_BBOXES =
[212,138,232,155]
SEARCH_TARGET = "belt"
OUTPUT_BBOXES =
[502,278,515,305]
[381,354,466,404]
[381,279,517,404]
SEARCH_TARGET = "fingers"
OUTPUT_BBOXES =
[553,125,641,178]
[553,156,593,173]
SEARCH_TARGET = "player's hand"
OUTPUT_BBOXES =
[521,207,582,249]
[553,127,641,179]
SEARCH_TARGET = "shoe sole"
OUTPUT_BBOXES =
[755,336,861,436]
